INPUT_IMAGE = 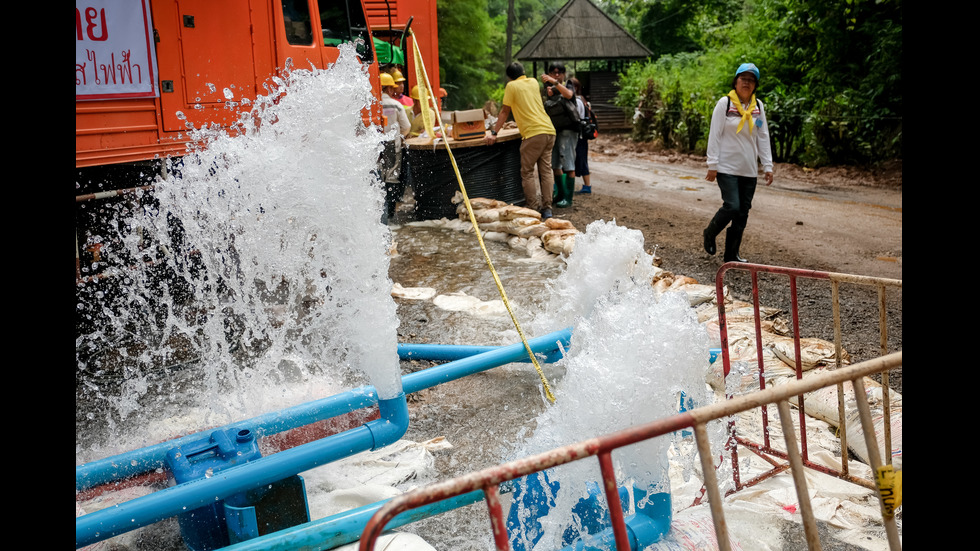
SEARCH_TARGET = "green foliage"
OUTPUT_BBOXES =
[487,0,569,56]
[614,0,902,167]
[437,0,571,110]
[616,53,726,152]
[437,0,498,110]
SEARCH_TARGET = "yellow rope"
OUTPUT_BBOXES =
[407,31,556,403]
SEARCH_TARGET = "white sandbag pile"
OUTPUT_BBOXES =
[773,370,903,469]
[646,266,901,474]
[449,193,580,259]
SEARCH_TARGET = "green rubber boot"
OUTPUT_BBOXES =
[555,174,575,209]
[555,174,572,208]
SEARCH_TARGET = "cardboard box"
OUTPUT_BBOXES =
[451,109,486,141]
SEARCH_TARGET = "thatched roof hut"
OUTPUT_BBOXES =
[515,0,652,129]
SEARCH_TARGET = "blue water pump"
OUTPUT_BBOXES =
[507,470,671,551]
[165,427,310,550]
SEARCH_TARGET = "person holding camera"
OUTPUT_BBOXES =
[541,63,579,208]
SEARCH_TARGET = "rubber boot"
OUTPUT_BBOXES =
[553,174,564,204]
[724,227,747,263]
[703,216,723,255]
[555,174,573,208]
[562,176,575,207]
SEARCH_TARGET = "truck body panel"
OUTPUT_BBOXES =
[75,0,398,168]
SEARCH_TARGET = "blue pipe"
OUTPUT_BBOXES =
[398,342,565,364]
[76,388,379,492]
[222,490,487,550]
[76,395,409,548]
[77,328,572,493]
[76,328,573,548]
[401,327,571,395]
[559,513,668,551]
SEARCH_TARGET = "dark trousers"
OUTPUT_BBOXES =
[710,173,757,232]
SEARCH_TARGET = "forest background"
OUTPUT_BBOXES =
[437,0,902,167]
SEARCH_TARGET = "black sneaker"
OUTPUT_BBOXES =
[541,208,553,220]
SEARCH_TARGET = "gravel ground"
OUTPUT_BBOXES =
[548,133,902,392]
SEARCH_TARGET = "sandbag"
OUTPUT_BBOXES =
[497,205,542,221]
[544,217,575,230]
[541,229,577,255]
[391,283,437,300]
[433,292,507,317]
[771,337,849,371]
[526,236,554,260]
[516,223,551,239]
[779,371,903,469]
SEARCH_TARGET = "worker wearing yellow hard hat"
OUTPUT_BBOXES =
[408,85,437,137]
[389,68,414,112]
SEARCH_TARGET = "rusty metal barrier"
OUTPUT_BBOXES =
[712,262,902,495]
[358,352,903,551]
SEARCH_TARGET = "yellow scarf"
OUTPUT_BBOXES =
[727,90,757,134]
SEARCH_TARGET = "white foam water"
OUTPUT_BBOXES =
[76,45,401,458]
[508,220,713,549]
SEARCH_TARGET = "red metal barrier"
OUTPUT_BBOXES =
[359,412,693,551]
[358,353,902,551]
[712,261,902,494]
[357,261,902,551]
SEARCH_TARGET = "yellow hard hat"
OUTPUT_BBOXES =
[391,68,406,82]
[410,85,422,100]
[380,73,395,87]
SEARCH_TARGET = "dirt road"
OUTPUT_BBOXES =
[554,134,903,389]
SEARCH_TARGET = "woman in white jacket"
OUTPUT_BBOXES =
[703,63,774,263]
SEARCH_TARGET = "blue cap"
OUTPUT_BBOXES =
[736,63,760,82]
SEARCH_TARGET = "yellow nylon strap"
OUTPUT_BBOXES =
[410,45,436,140]
[727,90,757,134]
[408,31,556,403]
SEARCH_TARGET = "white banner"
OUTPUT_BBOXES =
[75,0,158,100]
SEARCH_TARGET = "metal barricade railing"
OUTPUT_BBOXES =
[358,353,903,551]
[713,263,902,493]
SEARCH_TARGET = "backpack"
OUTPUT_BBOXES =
[580,102,598,140]
[543,90,580,132]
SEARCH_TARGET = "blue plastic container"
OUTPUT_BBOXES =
[165,427,309,550]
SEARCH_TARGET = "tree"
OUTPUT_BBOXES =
[437,0,498,109]
[614,0,902,166]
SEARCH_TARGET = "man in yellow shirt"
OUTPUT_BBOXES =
[486,62,557,219]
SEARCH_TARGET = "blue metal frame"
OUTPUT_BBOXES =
[76,328,574,549]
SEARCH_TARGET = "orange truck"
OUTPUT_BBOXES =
[75,0,438,279]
